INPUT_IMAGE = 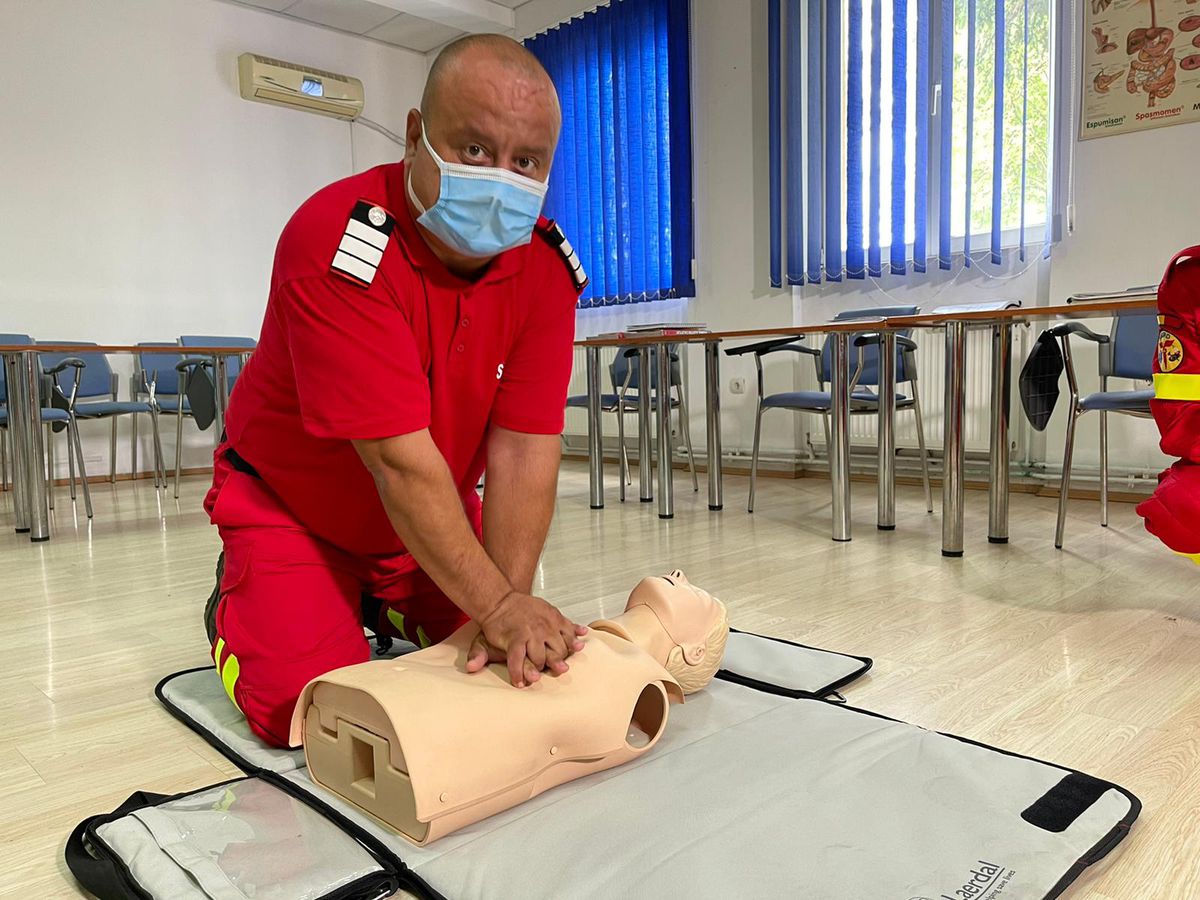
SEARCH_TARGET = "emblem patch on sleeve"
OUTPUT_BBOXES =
[331,200,395,287]
[1159,330,1184,373]
[538,219,589,294]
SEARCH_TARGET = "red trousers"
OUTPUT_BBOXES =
[204,449,471,748]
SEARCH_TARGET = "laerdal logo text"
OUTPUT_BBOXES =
[939,860,1005,899]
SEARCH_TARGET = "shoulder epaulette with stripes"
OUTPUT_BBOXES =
[330,200,395,288]
[536,218,589,295]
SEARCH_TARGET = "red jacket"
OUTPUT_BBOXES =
[1136,245,1200,562]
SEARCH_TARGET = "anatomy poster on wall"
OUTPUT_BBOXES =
[1082,0,1200,139]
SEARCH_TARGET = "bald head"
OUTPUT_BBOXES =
[422,34,560,129]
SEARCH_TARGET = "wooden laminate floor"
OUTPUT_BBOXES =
[1,463,1198,898]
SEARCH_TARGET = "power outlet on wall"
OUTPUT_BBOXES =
[730,377,746,395]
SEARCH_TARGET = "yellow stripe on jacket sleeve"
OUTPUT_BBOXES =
[1154,373,1200,401]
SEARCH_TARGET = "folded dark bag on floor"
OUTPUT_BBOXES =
[67,632,1139,900]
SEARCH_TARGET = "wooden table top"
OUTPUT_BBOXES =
[888,297,1157,327]
[575,297,1158,348]
[0,345,254,355]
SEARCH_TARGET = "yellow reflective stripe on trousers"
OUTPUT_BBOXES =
[213,636,241,713]
[1179,552,1200,567]
[416,626,431,649]
[386,608,409,642]
[1154,373,1200,401]
[220,653,242,712]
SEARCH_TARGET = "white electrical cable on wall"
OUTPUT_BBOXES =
[356,116,407,147]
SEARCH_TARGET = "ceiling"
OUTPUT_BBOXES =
[227,0,531,54]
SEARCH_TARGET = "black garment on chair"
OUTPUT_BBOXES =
[1019,329,1065,431]
[185,367,217,431]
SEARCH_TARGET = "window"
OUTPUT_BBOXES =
[526,0,695,308]
[767,0,1055,286]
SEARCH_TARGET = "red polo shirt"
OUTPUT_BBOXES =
[221,162,580,556]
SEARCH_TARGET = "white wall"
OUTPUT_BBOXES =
[1041,124,1200,474]
[1,0,425,477]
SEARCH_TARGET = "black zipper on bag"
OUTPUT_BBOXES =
[83,775,403,900]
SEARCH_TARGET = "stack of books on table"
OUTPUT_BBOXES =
[590,323,710,340]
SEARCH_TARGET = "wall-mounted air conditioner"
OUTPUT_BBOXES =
[237,53,364,120]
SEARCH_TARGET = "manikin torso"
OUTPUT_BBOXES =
[289,571,728,844]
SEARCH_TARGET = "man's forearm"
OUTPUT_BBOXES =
[483,429,561,594]
[355,432,512,623]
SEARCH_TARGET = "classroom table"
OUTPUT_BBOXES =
[887,295,1157,557]
[576,318,887,535]
[0,344,252,542]
[576,295,1158,553]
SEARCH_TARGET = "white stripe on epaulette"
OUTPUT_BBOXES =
[332,251,375,284]
[338,234,383,267]
[346,218,388,251]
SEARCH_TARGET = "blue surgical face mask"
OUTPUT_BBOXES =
[407,122,549,258]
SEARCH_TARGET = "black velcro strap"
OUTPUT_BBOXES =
[1021,772,1110,833]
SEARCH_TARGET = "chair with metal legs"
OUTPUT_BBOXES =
[134,343,208,499]
[565,345,698,503]
[0,335,93,515]
[611,345,698,502]
[1051,312,1158,549]
[725,306,933,514]
[38,343,166,490]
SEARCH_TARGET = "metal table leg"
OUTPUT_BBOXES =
[877,332,897,530]
[942,321,968,557]
[704,340,723,511]
[656,344,674,520]
[4,352,31,533]
[586,346,604,509]
[830,333,852,542]
[638,346,653,502]
[988,323,1012,543]
[17,352,49,541]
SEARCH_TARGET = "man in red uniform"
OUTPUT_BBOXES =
[203,35,590,748]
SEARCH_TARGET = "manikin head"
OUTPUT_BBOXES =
[591,570,729,695]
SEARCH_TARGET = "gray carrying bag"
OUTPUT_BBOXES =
[65,777,406,900]
[71,632,1139,900]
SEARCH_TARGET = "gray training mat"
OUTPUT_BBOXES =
[155,632,1138,900]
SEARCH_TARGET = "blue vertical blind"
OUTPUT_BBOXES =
[767,0,1054,287]
[527,0,694,308]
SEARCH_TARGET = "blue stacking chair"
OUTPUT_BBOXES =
[179,334,257,400]
[38,342,164,488]
[1050,312,1158,549]
[725,306,933,513]
[565,345,698,502]
[134,343,200,499]
[0,333,91,514]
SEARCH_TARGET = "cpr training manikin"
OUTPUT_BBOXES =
[289,571,728,844]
